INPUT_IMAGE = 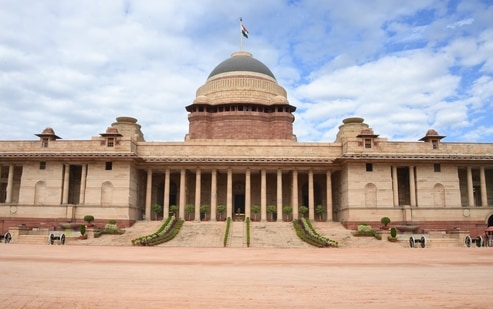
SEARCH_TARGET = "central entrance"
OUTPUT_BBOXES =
[234,194,245,221]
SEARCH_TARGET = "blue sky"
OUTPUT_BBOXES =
[1,0,492,142]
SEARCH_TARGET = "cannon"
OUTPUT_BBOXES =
[48,232,66,245]
[409,236,427,248]
[464,235,483,248]
[2,232,12,243]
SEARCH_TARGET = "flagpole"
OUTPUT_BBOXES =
[240,17,243,50]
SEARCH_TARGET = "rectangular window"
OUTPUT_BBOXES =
[39,162,46,170]
[364,139,372,148]
[105,162,113,170]
[107,138,114,147]
[434,163,441,172]
[432,140,438,149]
[41,138,49,148]
[366,163,373,172]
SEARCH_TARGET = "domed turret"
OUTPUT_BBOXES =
[186,51,296,141]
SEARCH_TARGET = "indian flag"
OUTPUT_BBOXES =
[241,24,249,38]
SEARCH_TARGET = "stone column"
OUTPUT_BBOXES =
[145,169,152,221]
[392,166,399,207]
[163,169,170,219]
[480,167,488,207]
[409,166,416,207]
[227,168,233,219]
[326,170,333,221]
[467,166,474,207]
[195,168,201,221]
[79,164,87,205]
[5,164,14,203]
[292,169,299,219]
[62,164,70,204]
[277,169,283,222]
[245,168,251,219]
[308,169,315,220]
[179,169,186,219]
[211,169,217,221]
[261,169,267,221]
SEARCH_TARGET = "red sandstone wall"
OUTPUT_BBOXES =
[188,111,294,140]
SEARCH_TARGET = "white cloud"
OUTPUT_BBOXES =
[0,0,491,144]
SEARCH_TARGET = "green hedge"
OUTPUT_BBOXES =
[131,216,184,246]
[293,218,338,248]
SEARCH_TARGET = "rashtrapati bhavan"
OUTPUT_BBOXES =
[1,51,493,236]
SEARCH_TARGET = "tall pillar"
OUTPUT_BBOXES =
[467,166,474,207]
[392,166,399,207]
[308,169,315,220]
[179,169,186,219]
[62,164,70,204]
[211,169,217,221]
[163,169,170,219]
[245,168,251,219]
[195,168,201,221]
[277,169,283,222]
[261,169,267,221]
[5,164,14,203]
[292,169,299,219]
[326,170,333,221]
[227,168,233,219]
[409,166,416,207]
[79,164,87,205]
[145,169,152,221]
[480,167,488,207]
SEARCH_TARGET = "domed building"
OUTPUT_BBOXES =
[1,51,493,243]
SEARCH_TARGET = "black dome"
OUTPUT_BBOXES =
[208,51,276,80]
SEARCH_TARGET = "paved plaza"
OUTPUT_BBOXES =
[0,244,492,308]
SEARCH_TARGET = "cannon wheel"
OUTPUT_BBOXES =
[464,235,472,247]
[49,233,55,245]
[4,232,12,243]
[476,236,483,247]
[420,236,426,248]
[60,234,66,245]
[409,236,415,248]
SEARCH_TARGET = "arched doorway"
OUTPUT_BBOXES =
[487,214,493,227]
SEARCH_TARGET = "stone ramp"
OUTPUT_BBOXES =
[159,221,225,248]
[249,222,311,248]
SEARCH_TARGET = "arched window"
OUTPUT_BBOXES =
[433,183,446,207]
[34,181,46,205]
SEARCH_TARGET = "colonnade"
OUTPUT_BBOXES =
[391,165,490,207]
[144,168,333,222]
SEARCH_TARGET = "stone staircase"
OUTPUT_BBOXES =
[159,221,225,248]
[249,221,310,248]
[228,221,245,248]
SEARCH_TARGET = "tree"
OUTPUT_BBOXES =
[282,206,293,221]
[200,204,210,220]
[151,204,163,220]
[217,205,226,221]
[251,205,261,221]
[315,205,325,221]
[169,205,179,217]
[299,205,308,218]
[185,204,195,221]
[267,205,277,221]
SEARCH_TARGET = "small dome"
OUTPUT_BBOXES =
[208,51,276,80]
[425,129,440,136]
[193,95,209,104]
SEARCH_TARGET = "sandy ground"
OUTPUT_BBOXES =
[0,244,492,309]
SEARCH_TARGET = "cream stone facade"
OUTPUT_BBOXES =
[1,51,493,236]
